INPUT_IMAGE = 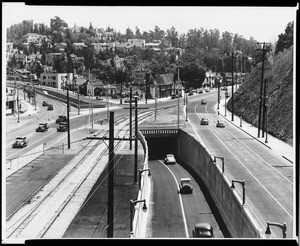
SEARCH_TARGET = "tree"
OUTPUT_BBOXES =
[275,21,293,54]
[50,16,68,33]
[125,27,134,40]
[166,26,179,47]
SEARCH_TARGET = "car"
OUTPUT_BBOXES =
[56,115,68,124]
[171,94,177,99]
[200,118,209,125]
[201,100,207,105]
[192,223,214,238]
[36,123,49,132]
[124,96,139,103]
[47,104,54,110]
[178,178,193,194]
[57,122,68,132]
[12,140,27,148]
[225,92,230,98]
[188,91,194,96]
[164,154,176,165]
[42,101,49,106]
[216,120,225,128]
[16,137,28,144]
[198,90,204,94]
[205,88,210,92]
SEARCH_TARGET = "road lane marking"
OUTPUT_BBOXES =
[158,160,189,238]
[206,104,293,185]
[193,104,293,219]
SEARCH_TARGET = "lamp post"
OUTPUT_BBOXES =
[213,156,225,173]
[130,199,147,234]
[265,221,287,238]
[138,169,151,189]
[231,179,246,205]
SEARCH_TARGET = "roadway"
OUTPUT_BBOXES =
[185,89,294,237]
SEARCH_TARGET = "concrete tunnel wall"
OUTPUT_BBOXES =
[177,129,262,238]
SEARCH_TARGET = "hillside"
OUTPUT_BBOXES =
[227,46,293,146]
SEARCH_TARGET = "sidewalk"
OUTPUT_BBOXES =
[217,97,294,163]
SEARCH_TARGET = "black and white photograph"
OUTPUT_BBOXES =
[2,3,298,243]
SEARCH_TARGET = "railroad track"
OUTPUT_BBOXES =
[5,108,160,239]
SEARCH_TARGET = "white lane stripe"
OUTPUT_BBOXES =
[194,104,293,219]
[158,160,189,238]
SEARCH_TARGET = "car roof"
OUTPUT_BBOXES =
[201,118,208,120]
[195,223,212,230]
[181,178,191,182]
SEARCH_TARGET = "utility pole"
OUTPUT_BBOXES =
[17,85,20,123]
[67,82,71,149]
[257,42,271,138]
[107,111,114,238]
[177,69,180,129]
[77,84,80,115]
[129,87,133,150]
[262,81,268,138]
[231,51,234,121]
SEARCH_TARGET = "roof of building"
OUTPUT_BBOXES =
[156,73,174,86]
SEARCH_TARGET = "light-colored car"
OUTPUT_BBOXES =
[200,118,209,125]
[216,120,225,128]
[179,178,193,194]
[164,154,176,165]
[192,223,214,238]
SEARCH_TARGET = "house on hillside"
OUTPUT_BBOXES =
[128,39,145,48]
[154,73,174,97]
[7,68,31,81]
[145,41,161,51]
[73,43,88,50]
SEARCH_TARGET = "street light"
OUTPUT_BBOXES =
[138,169,151,189]
[231,179,246,205]
[130,199,147,234]
[265,221,287,238]
[213,156,225,173]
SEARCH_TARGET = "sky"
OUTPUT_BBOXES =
[2,3,298,44]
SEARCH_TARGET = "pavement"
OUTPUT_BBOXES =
[8,90,294,164]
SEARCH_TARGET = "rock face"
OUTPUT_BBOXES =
[227,46,293,145]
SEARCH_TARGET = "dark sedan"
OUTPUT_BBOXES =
[201,100,207,105]
[178,178,193,194]
[200,118,209,125]
[12,140,27,148]
[192,223,214,238]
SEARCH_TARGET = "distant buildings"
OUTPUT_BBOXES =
[40,72,73,89]
[128,39,145,48]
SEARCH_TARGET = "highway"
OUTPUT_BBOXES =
[148,159,229,238]
[185,89,294,237]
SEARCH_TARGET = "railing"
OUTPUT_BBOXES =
[140,128,178,137]
[6,143,45,177]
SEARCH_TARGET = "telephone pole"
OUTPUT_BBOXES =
[231,51,234,121]
[257,42,271,138]
[107,111,114,238]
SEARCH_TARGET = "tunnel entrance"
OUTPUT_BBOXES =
[146,137,178,160]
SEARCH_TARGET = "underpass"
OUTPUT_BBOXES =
[141,128,230,238]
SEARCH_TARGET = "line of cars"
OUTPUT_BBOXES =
[42,100,54,111]
[200,118,225,128]
[163,153,214,237]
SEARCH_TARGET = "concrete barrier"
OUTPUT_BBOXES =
[6,143,45,177]
[130,131,151,238]
[178,129,264,238]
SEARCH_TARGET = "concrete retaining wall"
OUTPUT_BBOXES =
[130,131,151,238]
[178,129,263,238]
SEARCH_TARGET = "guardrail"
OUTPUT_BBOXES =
[6,143,45,177]
[130,130,151,238]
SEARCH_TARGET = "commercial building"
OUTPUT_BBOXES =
[40,72,73,89]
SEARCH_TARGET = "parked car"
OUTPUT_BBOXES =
[171,94,177,99]
[47,104,54,111]
[56,115,68,124]
[12,137,28,148]
[192,223,214,238]
[164,154,176,165]
[36,123,49,132]
[57,122,68,132]
[188,91,194,96]
[216,120,225,128]
[205,88,210,92]
[42,101,49,106]
[201,100,207,105]
[178,178,193,194]
[198,90,204,94]
[200,118,209,125]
